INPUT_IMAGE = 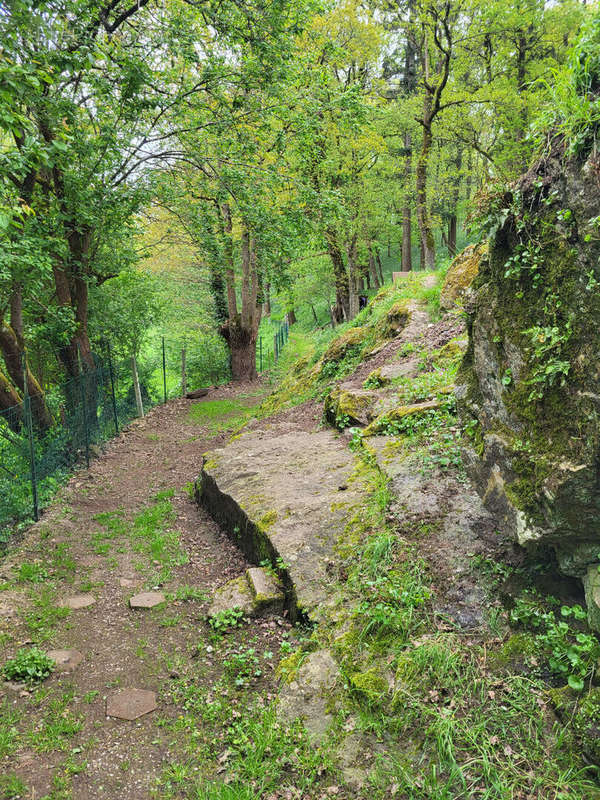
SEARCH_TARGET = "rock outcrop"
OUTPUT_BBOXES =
[440,243,486,310]
[457,140,600,625]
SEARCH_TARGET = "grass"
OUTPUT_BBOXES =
[187,397,259,434]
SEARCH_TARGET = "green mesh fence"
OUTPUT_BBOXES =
[0,342,232,546]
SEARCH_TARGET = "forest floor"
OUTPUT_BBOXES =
[0,384,315,800]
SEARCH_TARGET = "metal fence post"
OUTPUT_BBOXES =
[274,334,278,361]
[162,337,167,404]
[22,355,39,522]
[131,356,145,418]
[106,342,119,435]
[181,347,187,397]
[77,345,90,468]
[259,336,263,372]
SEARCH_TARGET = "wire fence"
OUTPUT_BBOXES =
[0,320,291,546]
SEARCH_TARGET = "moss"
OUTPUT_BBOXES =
[378,300,411,339]
[362,401,442,436]
[363,368,388,390]
[258,509,278,532]
[322,327,368,364]
[349,667,389,703]
[276,649,307,683]
[440,243,487,309]
[488,633,537,671]
[549,686,600,764]
[323,388,374,430]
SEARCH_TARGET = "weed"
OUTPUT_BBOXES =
[15,562,49,583]
[223,647,262,688]
[0,774,28,799]
[2,647,55,684]
[510,594,600,690]
[208,607,246,633]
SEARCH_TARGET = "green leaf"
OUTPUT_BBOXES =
[567,674,584,691]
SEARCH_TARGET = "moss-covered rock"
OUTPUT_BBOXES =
[362,399,441,436]
[550,686,600,765]
[440,243,487,310]
[456,140,600,628]
[323,387,377,429]
[322,326,368,364]
[378,300,412,338]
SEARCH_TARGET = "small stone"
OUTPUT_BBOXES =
[61,595,95,610]
[47,649,84,672]
[129,591,166,609]
[106,688,157,720]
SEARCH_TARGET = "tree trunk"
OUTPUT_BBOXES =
[326,229,349,323]
[416,119,435,271]
[346,234,360,320]
[287,308,297,326]
[0,321,53,431]
[368,248,380,289]
[448,215,457,256]
[310,303,319,326]
[223,227,261,382]
[0,370,23,431]
[402,134,413,271]
[375,247,385,284]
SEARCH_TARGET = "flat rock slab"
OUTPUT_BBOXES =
[363,436,405,479]
[208,576,254,619]
[106,688,157,720]
[278,649,339,742]
[129,591,165,609]
[60,595,95,610]
[46,649,83,672]
[198,427,363,623]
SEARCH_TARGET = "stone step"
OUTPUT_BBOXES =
[207,567,285,622]
[245,566,285,614]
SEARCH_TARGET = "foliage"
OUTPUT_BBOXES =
[510,594,600,691]
[2,647,55,685]
[208,607,247,633]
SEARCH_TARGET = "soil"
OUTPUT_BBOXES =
[0,385,293,800]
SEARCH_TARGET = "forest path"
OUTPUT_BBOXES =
[0,384,292,800]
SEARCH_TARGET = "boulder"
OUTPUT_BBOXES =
[322,326,367,365]
[362,399,442,436]
[456,139,600,626]
[379,299,412,338]
[440,243,486,310]
[323,386,377,429]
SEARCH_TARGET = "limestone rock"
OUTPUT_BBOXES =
[106,688,157,720]
[277,650,339,742]
[197,427,362,623]
[456,140,600,627]
[207,576,255,620]
[323,387,377,429]
[129,591,165,609]
[440,243,486,310]
[246,567,285,614]
[46,650,83,672]
[378,358,420,382]
[583,566,600,632]
[60,595,95,610]
[321,326,367,365]
[379,299,412,338]
[362,399,441,436]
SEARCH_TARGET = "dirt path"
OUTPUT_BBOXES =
[0,387,293,800]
